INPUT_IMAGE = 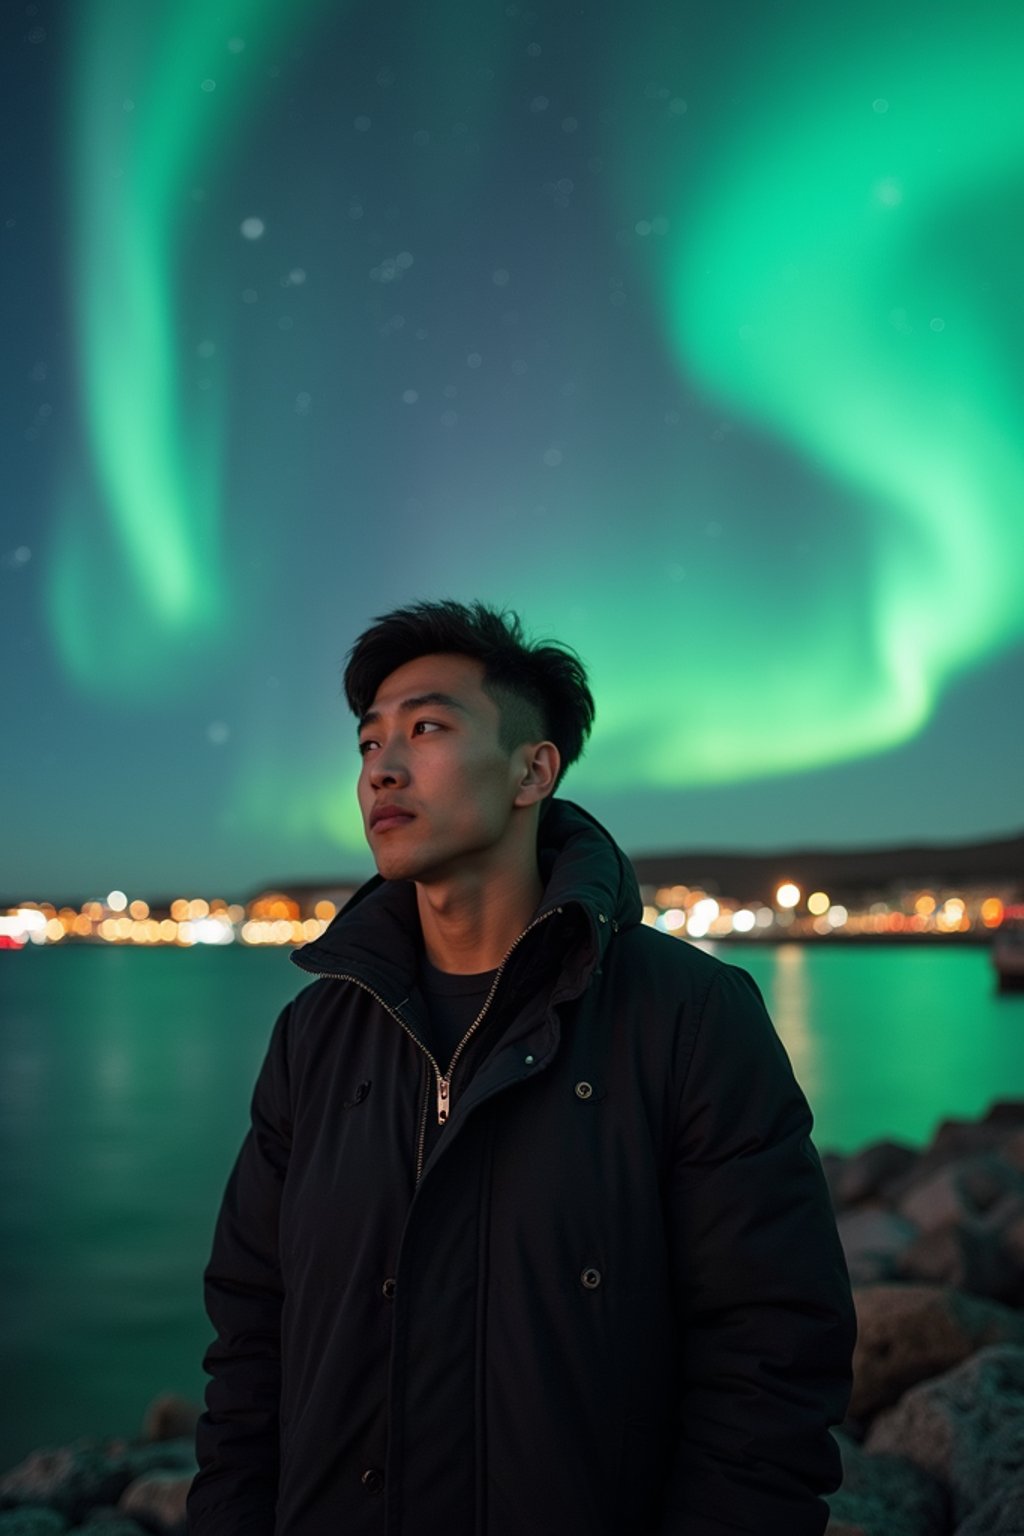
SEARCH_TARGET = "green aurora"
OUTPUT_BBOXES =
[632,0,1024,782]
[38,0,1024,871]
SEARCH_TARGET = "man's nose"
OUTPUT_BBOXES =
[369,749,409,788]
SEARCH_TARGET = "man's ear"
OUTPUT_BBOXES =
[513,741,560,808]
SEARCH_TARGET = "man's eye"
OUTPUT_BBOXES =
[358,721,441,756]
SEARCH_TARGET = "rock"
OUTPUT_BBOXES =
[141,1397,198,1446]
[0,1513,68,1535]
[850,1283,1024,1421]
[119,1444,195,1481]
[821,1151,847,1210]
[865,1343,1024,1525]
[826,1432,947,1536]
[953,1474,1024,1534]
[896,1156,1024,1234]
[0,1447,129,1524]
[838,1211,918,1285]
[0,1440,194,1529]
[118,1472,190,1532]
[896,1197,1024,1304]
[69,1520,147,1536]
[884,1131,1011,1206]
[999,1128,1024,1175]
[980,1100,1024,1130]
[835,1140,919,1209]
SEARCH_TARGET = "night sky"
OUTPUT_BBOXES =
[3,0,1023,901]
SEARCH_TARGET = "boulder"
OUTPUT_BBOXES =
[953,1474,1024,1535]
[0,1514,68,1535]
[865,1343,1024,1526]
[896,1197,1024,1304]
[835,1140,919,1210]
[118,1472,190,1532]
[895,1156,1024,1234]
[999,1128,1024,1175]
[0,1441,195,1528]
[850,1283,1024,1421]
[979,1100,1024,1130]
[839,1211,918,1285]
[821,1152,847,1210]
[140,1397,198,1446]
[0,1447,128,1524]
[69,1520,147,1536]
[826,1432,947,1536]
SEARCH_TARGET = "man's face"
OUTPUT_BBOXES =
[356,652,534,884]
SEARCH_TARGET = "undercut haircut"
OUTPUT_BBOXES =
[343,599,595,793]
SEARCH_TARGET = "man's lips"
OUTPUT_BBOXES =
[370,809,416,831]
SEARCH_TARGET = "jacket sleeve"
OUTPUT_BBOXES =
[654,964,855,1536]
[186,1002,293,1536]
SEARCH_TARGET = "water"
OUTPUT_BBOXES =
[1,941,1022,1468]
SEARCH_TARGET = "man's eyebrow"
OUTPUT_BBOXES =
[358,692,469,732]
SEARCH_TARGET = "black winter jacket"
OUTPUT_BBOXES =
[187,798,855,1536]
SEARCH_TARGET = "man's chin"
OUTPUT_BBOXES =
[372,843,429,883]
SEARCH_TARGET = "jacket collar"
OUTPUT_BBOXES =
[290,797,642,1008]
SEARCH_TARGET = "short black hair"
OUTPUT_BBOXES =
[343,599,595,793]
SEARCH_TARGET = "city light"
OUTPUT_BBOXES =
[1,874,1019,950]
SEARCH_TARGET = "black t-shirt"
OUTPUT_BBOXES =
[417,949,498,1073]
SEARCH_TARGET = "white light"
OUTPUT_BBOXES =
[107,890,127,912]
[807,891,830,916]
[691,897,720,926]
[732,909,756,933]
[776,883,800,910]
[192,918,235,945]
[16,908,47,932]
[240,217,265,240]
[827,905,848,928]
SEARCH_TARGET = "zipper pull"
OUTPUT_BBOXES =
[437,1076,450,1126]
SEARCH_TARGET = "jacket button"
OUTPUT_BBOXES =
[597,912,607,923]
[361,1468,385,1494]
[381,1277,396,1300]
[580,1266,602,1289]
[575,1081,593,1100]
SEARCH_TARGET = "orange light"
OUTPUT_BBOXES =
[981,898,1004,928]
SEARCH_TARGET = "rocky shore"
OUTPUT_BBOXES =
[5,1100,1024,1535]
[824,1098,1024,1535]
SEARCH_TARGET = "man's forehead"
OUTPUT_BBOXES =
[367,653,491,711]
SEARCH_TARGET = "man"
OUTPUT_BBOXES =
[187,598,855,1536]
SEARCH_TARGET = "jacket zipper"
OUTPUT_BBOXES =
[436,906,562,1126]
[300,905,564,1181]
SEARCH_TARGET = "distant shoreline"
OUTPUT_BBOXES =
[2,931,1004,950]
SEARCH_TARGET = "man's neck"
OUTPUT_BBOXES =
[415,858,545,975]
